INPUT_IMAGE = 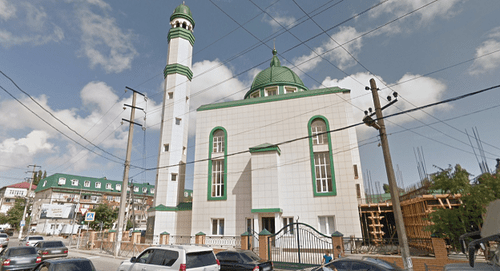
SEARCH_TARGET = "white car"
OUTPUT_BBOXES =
[118,244,220,271]
[19,235,44,246]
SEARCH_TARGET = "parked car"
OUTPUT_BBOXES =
[0,234,8,249]
[34,241,68,260]
[217,249,273,271]
[19,236,44,247]
[311,257,403,271]
[32,257,96,271]
[117,244,220,271]
[0,246,41,271]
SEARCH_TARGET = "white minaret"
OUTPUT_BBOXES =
[148,3,195,242]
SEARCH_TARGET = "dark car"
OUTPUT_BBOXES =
[34,241,68,260]
[0,246,41,271]
[310,257,403,271]
[217,249,273,271]
[32,258,96,271]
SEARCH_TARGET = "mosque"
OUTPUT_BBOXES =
[146,3,364,243]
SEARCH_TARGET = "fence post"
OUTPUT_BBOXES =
[108,230,116,242]
[331,231,344,259]
[160,231,170,245]
[259,229,271,261]
[195,232,206,245]
[241,231,251,250]
[89,231,97,249]
[132,231,142,244]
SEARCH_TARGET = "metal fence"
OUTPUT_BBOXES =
[206,235,241,249]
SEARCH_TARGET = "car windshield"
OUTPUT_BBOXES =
[8,247,37,256]
[30,236,44,241]
[0,234,7,238]
[240,251,261,262]
[54,261,95,271]
[186,251,217,269]
[43,241,64,248]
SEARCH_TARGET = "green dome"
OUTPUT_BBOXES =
[245,49,307,99]
[170,3,195,29]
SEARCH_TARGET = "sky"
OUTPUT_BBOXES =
[1,0,500,195]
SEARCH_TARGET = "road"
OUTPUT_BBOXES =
[68,249,125,271]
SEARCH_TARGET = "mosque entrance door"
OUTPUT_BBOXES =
[262,217,275,234]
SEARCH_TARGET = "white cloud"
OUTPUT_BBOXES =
[77,6,137,73]
[263,13,297,31]
[292,26,363,75]
[0,0,16,21]
[320,72,450,138]
[469,27,500,75]
[0,1,64,48]
[187,60,249,137]
[0,81,149,172]
[0,130,53,169]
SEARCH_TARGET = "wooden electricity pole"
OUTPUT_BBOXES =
[114,87,145,257]
[367,78,413,270]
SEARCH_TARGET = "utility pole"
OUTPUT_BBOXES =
[114,87,145,257]
[19,165,39,240]
[364,78,413,270]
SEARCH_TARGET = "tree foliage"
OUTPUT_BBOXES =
[6,198,27,230]
[32,170,47,186]
[427,165,500,249]
[88,204,118,230]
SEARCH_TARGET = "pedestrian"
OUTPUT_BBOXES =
[322,250,333,265]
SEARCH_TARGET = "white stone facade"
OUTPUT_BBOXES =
[191,90,365,238]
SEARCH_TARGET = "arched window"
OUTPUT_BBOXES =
[311,119,327,145]
[308,116,336,196]
[182,22,187,29]
[208,127,227,200]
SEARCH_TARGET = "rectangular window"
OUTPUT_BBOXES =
[116,184,121,191]
[151,188,155,194]
[164,144,169,152]
[265,87,277,96]
[314,152,332,193]
[168,92,173,99]
[71,179,79,186]
[106,183,112,190]
[84,181,91,187]
[95,182,101,189]
[250,92,260,98]
[212,160,224,197]
[106,196,113,201]
[58,178,66,186]
[142,187,148,193]
[134,186,139,192]
[356,184,361,198]
[175,118,181,125]
[213,136,224,153]
[246,218,253,232]
[283,217,294,234]
[319,216,335,235]
[285,87,296,94]
[212,219,224,235]
[171,174,177,182]
[354,164,359,179]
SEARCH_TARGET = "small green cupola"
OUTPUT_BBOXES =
[170,3,195,29]
[245,48,308,99]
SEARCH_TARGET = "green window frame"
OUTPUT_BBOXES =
[207,127,227,201]
[308,116,337,196]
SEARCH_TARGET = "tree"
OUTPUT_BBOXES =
[0,213,7,225]
[32,170,47,186]
[426,165,500,249]
[88,204,118,230]
[6,198,28,230]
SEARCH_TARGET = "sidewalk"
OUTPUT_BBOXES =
[71,247,131,260]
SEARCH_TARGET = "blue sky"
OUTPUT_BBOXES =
[1,0,500,194]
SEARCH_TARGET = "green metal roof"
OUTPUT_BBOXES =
[245,49,307,99]
[198,87,349,112]
[35,173,155,196]
[170,3,195,29]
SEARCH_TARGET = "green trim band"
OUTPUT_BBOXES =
[168,27,195,46]
[164,63,193,81]
[249,143,281,155]
[207,127,228,201]
[251,208,282,213]
[198,87,349,112]
[308,116,337,197]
